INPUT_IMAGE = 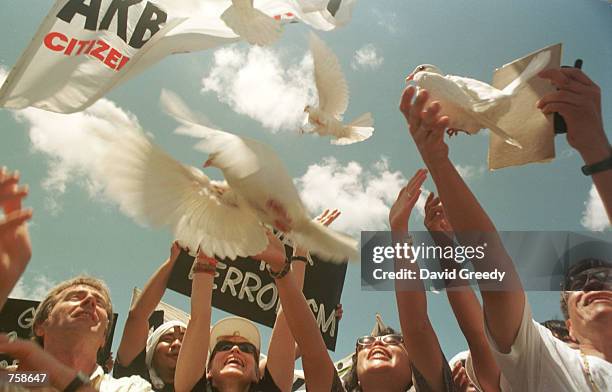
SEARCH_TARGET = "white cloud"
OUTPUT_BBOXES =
[581,185,610,231]
[9,275,57,301]
[201,45,316,132]
[14,100,139,213]
[296,157,429,235]
[455,164,485,180]
[1,67,141,214]
[372,8,399,35]
[351,44,384,71]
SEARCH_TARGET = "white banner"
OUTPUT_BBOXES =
[0,0,355,113]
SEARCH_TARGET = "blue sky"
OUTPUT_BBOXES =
[1,0,611,363]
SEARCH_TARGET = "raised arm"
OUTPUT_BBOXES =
[0,168,32,310]
[174,251,215,392]
[424,194,500,392]
[538,68,611,223]
[116,241,184,366]
[253,230,337,391]
[265,209,341,391]
[389,169,447,392]
[0,335,98,392]
[399,86,524,353]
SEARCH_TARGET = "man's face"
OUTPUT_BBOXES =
[152,326,185,375]
[356,335,412,386]
[37,284,109,348]
[208,336,258,386]
[565,267,612,341]
[566,290,612,327]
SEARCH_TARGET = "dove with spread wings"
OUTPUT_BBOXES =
[100,90,357,263]
[221,0,283,46]
[406,50,552,149]
[303,33,375,145]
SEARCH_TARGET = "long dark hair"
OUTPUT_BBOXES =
[342,327,402,392]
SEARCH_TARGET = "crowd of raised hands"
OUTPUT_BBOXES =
[0,67,610,392]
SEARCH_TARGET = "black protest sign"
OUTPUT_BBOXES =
[0,298,118,368]
[167,246,347,351]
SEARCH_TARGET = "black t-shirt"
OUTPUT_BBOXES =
[114,350,281,392]
[113,349,207,392]
[202,366,282,392]
[335,355,456,392]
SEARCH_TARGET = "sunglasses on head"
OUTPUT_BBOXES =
[213,340,258,355]
[564,267,612,291]
[355,334,403,351]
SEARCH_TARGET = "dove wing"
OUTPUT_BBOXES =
[102,129,268,260]
[447,75,503,111]
[417,72,477,111]
[222,0,282,46]
[310,32,349,117]
[161,89,262,180]
[417,73,521,148]
[160,90,355,262]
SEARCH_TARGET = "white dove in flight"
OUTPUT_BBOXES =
[221,0,283,46]
[405,50,552,149]
[100,90,358,263]
[303,33,375,145]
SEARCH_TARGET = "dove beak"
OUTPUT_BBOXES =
[203,158,213,168]
[405,73,415,82]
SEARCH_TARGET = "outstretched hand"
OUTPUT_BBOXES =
[170,240,186,263]
[253,230,287,272]
[389,169,427,232]
[424,193,453,232]
[537,68,610,164]
[315,209,341,227]
[0,167,32,270]
[399,87,450,168]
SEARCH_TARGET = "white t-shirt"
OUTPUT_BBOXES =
[91,365,153,391]
[485,299,612,392]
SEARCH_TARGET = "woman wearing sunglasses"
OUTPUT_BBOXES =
[173,209,342,392]
[342,329,415,391]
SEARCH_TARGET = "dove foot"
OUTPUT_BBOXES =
[266,199,292,232]
[446,128,469,138]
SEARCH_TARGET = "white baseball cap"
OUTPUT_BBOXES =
[209,316,261,353]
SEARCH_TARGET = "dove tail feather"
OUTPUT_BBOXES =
[502,50,551,96]
[289,221,358,263]
[481,118,523,149]
[348,112,374,128]
[332,127,374,145]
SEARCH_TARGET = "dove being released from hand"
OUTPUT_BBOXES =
[221,0,282,46]
[303,33,375,145]
[100,90,358,263]
[406,50,552,149]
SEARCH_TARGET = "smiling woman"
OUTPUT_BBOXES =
[343,327,413,392]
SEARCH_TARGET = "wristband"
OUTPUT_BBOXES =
[267,259,291,279]
[191,256,218,275]
[582,154,612,176]
[64,372,90,392]
[291,255,308,263]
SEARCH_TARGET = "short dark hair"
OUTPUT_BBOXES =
[541,319,571,343]
[31,275,114,346]
[343,326,401,392]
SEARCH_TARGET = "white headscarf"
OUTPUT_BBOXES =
[145,320,187,390]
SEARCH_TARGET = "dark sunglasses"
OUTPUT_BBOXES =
[355,334,403,351]
[564,267,612,291]
[213,340,258,355]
